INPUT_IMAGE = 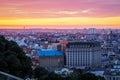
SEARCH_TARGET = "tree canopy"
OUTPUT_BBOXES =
[0,35,32,78]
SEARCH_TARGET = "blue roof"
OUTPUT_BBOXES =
[38,50,63,57]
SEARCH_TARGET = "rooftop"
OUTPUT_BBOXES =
[67,41,100,48]
[38,49,63,57]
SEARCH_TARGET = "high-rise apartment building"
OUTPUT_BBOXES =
[66,41,101,68]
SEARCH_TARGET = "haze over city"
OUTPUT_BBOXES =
[0,0,120,29]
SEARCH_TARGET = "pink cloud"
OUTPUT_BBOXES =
[0,0,120,18]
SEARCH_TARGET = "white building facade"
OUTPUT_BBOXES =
[66,42,101,68]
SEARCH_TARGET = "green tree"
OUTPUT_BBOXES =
[70,69,83,80]
[97,76,105,80]
[33,66,48,80]
[80,73,98,80]
[0,35,32,78]
[45,72,61,80]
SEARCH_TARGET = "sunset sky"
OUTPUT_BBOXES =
[0,0,120,29]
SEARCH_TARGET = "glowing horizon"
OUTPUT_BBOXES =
[0,0,120,29]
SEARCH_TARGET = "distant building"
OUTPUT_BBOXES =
[66,41,101,68]
[88,28,96,34]
[37,49,64,68]
[104,60,120,80]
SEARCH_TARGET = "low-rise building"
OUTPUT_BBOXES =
[37,49,64,68]
[55,68,73,78]
[104,60,120,80]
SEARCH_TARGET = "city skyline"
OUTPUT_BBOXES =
[0,0,120,29]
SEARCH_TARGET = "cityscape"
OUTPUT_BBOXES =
[0,28,120,80]
[0,0,120,80]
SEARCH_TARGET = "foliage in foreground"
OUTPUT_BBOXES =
[0,35,32,78]
[33,66,105,80]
